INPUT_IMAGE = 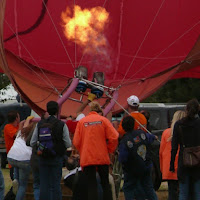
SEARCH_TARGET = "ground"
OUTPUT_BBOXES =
[2,168,168,199]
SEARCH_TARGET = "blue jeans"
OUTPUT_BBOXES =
[0,168,4,200]
[123,172,157,200]
[7,158,31,200]
[32,168,40,200]
[179,175,200,200]
[39,156,63,200]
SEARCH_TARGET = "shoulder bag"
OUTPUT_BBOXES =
[180,125,200,167]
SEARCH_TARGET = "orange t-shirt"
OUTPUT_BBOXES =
[117,112,147,137]
[4,124,18,153]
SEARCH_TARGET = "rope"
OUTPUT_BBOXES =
[122,18,200,86]
[104,91,160,142]
[14,0,21,57]
[4,20,60,95]
[42,1,75,69]
[120,0,166,85]
[113,0,124,80]
[74,0,77,69]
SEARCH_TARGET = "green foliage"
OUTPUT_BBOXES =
[143,78,200,103]
[0,74,10,90]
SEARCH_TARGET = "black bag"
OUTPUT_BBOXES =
[4,187,16,200]
[183,146,200,167]
[180,125,200,167]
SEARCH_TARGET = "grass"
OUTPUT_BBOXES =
[2,167,168,200]
[2,168,12,194]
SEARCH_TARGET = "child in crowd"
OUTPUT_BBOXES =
[119,116,158,200]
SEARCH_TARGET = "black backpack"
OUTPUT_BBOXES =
[37,119,59,158]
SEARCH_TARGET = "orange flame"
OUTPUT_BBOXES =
[61,5,109,53]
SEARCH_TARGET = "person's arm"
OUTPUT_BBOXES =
[105,118,119,153]
[76,99,90,117]
[23,116,34,128]
[117,119,126,138]
[170,122,179,172]
[62,124,72,148]
[159,129,168,174]
[73,122,81,151]
[30,124,39,146]
[145,132,157,144]
[18,120,25,132]
[118,142,129,163]
[76,93,96,117]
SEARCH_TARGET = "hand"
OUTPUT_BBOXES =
[169,166,175,173]
[19,120,25,130]
[87,92,96,102]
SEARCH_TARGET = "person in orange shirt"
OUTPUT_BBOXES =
[73,101,119,200]
[118,95,147,137]
[159,110,185,200]
[4,110,22,181]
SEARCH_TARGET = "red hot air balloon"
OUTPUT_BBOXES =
[0,0,200,116]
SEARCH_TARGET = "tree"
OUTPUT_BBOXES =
[143,78,200,103]
[0,74,10,90]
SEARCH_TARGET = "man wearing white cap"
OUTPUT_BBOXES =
[117,95,147,137]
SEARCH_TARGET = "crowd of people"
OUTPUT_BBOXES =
[0,93,200,200]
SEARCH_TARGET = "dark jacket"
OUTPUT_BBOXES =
[118,129,156,177]
[170,117,200,182]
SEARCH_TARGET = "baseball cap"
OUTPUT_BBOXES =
[127,95,140,106]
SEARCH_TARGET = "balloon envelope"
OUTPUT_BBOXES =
[1,0,200,115]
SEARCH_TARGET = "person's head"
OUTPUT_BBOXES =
[140,110,150,121]
[171,110,186,129]
[127,95,139,111]
[168,110,186,141]
[122,116,135,132]
[89,101,103,115]
[7,111,20,124]
[46,101,59,116]
[186,99,199,119]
